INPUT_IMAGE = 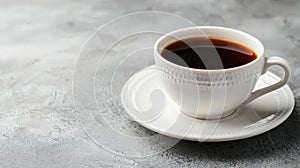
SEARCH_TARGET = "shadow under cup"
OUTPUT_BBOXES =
[153,26,265,120]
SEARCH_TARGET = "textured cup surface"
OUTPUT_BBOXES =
[154,26,265,119]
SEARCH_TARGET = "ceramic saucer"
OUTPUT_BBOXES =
[121,65,295,142]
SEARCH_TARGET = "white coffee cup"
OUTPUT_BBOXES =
[154,26,290,120]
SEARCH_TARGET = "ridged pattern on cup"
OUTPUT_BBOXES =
[155,57,265,88]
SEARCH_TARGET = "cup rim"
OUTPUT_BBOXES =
[154,26,265,73]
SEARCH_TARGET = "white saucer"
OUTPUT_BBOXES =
[121,65,295,142]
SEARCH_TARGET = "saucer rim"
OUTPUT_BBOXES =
[121,66,295,142]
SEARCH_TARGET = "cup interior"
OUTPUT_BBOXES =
[154,26,264,71]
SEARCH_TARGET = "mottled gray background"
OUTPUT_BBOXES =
[0,0,300,167]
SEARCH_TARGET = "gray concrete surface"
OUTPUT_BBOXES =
[0,0,300,167]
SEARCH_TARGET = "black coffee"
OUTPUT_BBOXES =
[161,38,257,69]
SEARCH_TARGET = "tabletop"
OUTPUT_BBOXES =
[0,0,300,167]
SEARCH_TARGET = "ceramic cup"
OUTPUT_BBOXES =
[154,26,291,120]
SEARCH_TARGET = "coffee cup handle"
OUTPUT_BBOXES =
[244,56,291,104]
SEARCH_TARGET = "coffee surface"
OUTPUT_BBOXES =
[161,38,257,69]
